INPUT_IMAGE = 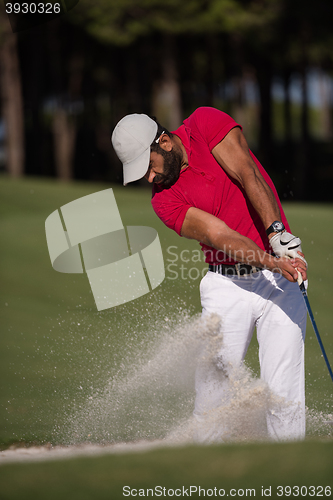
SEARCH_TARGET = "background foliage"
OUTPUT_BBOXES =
[0,0,333,199]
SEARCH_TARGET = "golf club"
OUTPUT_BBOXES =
[296,272,333,384]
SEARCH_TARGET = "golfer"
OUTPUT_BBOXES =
[112,106,308,441]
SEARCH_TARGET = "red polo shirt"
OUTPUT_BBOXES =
[151,107,290,265]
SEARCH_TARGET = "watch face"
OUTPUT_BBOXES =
[273,221,284,232]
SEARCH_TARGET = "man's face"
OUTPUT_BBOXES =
[145,144,183,188]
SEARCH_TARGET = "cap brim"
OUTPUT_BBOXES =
[123,147,150,186]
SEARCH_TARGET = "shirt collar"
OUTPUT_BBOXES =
[171,124,191,165]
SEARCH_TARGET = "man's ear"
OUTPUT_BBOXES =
[158,134,173,152]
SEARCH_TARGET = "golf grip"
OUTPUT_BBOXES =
[296,269,303,286]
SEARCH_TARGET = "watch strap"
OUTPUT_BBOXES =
[266,221,285,237]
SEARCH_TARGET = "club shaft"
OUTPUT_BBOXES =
[300,282,333,383]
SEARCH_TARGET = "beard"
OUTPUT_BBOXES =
[154,143,183,188]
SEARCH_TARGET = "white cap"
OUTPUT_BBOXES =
[111,114,158,185]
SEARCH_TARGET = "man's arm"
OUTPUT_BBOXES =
[211,126,307,271]
[211,127,281,234]
[181,207,307,283]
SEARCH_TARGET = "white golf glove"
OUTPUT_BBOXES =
[270,231,307,264]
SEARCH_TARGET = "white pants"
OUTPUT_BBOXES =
[194,269,307,442]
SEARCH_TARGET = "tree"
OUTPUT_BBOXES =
[272,0,333,199]
[0,7,25,177]
[66,0,283,131]
[47,19,81,180]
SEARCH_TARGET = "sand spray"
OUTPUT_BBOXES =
[62,312,291,445]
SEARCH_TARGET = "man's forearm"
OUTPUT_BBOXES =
[211,128,282,231]
[241,168,282,231]
[210,229,275,269]
[184,208,278,269]
[181,207,301,282]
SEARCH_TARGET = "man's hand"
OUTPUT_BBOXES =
[269,253,308,283]
[269,231,306,260]
[290,252,308,282]
[269,231,307,282]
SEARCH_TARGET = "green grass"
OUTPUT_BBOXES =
[0,441,333,499]
[0,175,206,446]
[0,175,332,496]
[1,175,333,445]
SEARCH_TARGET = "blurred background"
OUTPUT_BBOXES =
[0,0,333,200]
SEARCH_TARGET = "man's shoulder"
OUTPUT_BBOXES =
[187,106,230,121]
[184,107,235,132]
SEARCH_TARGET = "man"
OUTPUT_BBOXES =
[111,107,308,441]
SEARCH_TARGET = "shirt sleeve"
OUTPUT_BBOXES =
[192,107,242,152]
[151,188,191,236]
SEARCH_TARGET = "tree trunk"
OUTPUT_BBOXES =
[0,20,25,177]
[48,19,77,180]
[257,61,273,170]
[283,68,292,145]
[229,34,246,131]
[52,107,76,181]
[125,49,141,114]
[318,70,332,140]
[295,63,311,200]
[25,25,48,176]
[282,67,294,182]
[205,35,218,107]
[152,34,182,130]
[293,22,312,200]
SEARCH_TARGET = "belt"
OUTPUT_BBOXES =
[208,263,262,277]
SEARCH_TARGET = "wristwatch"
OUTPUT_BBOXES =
[266,221,285,237]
